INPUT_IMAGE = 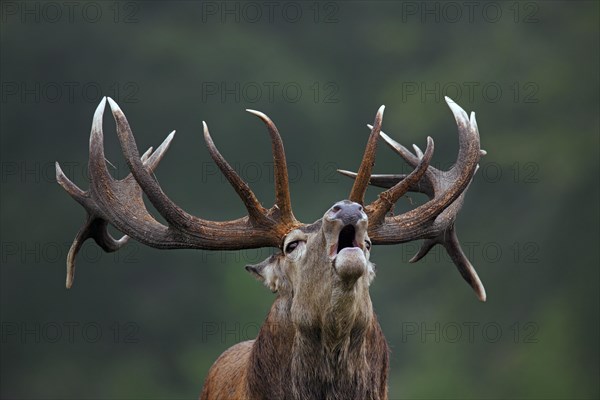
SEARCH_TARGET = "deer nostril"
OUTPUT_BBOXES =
[332,205,342,212]
[358,206,363,212]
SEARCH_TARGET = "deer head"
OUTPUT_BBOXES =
[56,96,485,399]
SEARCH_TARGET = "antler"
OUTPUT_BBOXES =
[56,97,300,288]
[339,97,486,301]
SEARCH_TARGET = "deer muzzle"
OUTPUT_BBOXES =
[324,201,369,284]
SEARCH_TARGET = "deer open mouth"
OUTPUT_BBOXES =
[333,223,367,283]
[337,224,358,254]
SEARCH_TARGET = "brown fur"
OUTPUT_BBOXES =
[200,202,390,400]
[200,340,253,400]
[200,299,389,400]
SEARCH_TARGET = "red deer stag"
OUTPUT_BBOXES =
[56,96,485,400]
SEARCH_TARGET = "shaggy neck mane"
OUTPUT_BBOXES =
[247,295,389,400]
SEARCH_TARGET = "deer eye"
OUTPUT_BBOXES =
[365,240,372,251]
[285,240,300,254]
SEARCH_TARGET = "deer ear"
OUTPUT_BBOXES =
[245,255,279,293]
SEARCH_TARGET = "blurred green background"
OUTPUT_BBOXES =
[1,1,598,399]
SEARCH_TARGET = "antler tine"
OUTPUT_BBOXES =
[202,121,269,225]
[107,97,198,231]
[367,137,435,226]
[246,110,296,225]
[88,97,114,194]
[349,105,385,205]
[140,146,153,162]
[441,226,486,301]
[63,218,129,289]
[365,126,420,169]
[144,132,175,173]
[337,170,434,196]
[386,97,480,226]
[55,161,86,205]
[446,97,480,177]
[410,224,486,301]
[56,161,130,289]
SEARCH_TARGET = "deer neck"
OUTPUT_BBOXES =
[250,290,383,400]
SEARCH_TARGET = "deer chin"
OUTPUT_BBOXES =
[333,247,367,284]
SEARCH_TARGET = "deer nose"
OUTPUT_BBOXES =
[329,201,366,225]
